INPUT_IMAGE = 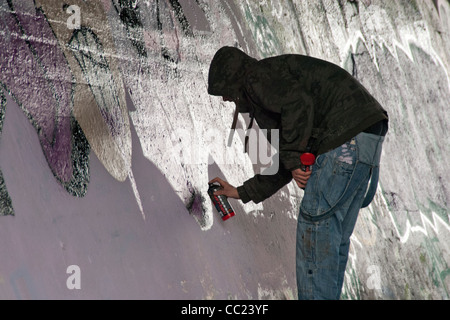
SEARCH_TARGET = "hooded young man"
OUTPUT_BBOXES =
[207,46,388,300]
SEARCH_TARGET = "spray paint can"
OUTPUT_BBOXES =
[300,153,316,172]
[300,136,317,172]
[208,183,235,221]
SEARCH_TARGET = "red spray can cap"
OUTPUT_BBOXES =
[300,153,316,166]
[300,153,316,172]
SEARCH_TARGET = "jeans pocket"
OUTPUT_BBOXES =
[314,154,327,169]
[301,156,355,220]
[322,160,354,210]
[297,215,331,265]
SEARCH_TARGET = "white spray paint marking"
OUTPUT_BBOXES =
[377,189,450,244]
[339,4,450,90]
[128,170,145,221]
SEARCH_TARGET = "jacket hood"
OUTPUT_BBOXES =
[208,46,258,99]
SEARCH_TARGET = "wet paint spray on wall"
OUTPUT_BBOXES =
[0,0,449,299]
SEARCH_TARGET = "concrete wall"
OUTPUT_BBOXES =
[0,0,448,299]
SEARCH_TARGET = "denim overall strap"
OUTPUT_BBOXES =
[360,119,387,208]
[361,166,379,208]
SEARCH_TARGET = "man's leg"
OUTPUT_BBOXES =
[296,212,341,299]
[296,139,360,300]
[335,181,371,298]
[296,185,368,300]
[296,133,385,299]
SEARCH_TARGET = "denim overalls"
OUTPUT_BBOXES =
[296,125,386,300]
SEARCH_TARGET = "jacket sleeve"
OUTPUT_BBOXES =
[279,92,315,171]
[237,160,293,204]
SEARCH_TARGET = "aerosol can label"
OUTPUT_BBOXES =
[208,183,235,221]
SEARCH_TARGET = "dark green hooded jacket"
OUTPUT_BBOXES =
[208,46,388,204]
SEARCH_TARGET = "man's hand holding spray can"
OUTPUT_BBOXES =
[207,138,316,220]
[208,150,314,219]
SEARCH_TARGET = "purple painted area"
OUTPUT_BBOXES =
[0,3,74,183]
[0,91,296,299]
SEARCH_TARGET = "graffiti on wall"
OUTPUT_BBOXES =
[0,0,91,216]
[0,0,449,299]
[0,0,212,220]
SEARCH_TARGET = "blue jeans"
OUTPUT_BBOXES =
[296,132,385,300]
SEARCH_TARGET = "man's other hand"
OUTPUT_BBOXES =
[292,168,312,189]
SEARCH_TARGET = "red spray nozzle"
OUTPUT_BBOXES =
[300,153,316,172]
